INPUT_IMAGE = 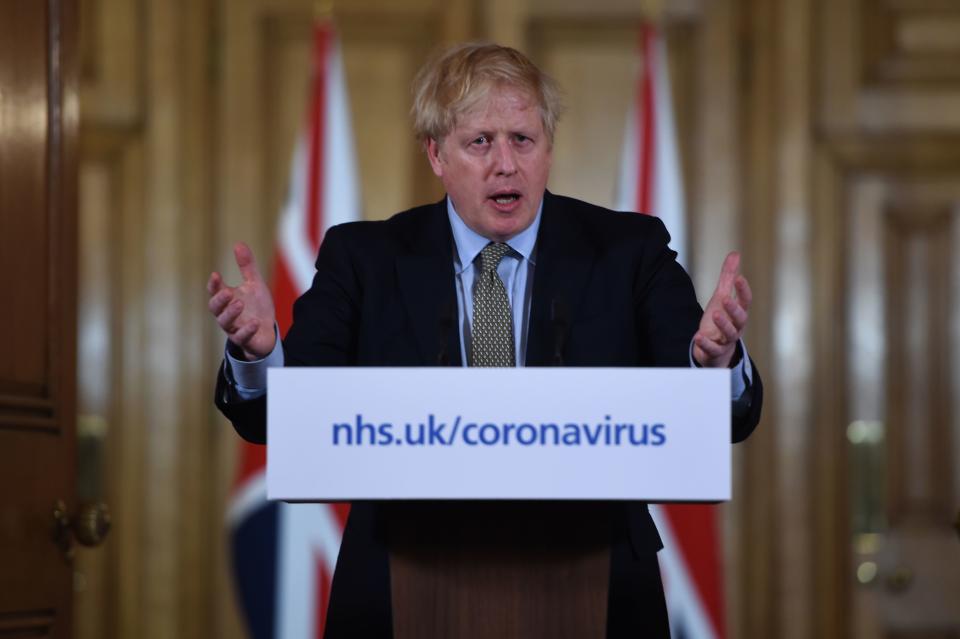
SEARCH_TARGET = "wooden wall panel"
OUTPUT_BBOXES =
[341,21,444,217]
[862,0,960,85]
[529,20,638,209]
[821,0,960,133]
[80,0,143,124]
[77,0,229,637]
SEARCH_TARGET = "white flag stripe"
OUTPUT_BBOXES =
[279,138,319,293]
[614,30,686,268]
[650,34,686,267]
[227,470,268,527]
[650,505,718,639]
[276,503,345,639]
[322,44,361,232]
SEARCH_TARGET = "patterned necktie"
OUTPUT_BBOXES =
[470,242,515,367]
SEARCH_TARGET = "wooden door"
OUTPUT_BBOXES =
[0,0,79,637]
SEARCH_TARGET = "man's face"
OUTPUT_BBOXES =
[426,85,552,242]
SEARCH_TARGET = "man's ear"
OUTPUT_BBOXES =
[426,138,444,178]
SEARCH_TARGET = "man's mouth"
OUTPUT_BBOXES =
[489,191,521,207]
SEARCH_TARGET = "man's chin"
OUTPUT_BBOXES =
[486,215,534,242]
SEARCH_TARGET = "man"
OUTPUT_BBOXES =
[209,43,761,638]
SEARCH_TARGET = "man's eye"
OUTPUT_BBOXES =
[472,135,489,145]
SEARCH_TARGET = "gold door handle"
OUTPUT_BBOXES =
[53,500,111,559]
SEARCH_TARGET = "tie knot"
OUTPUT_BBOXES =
[479,242,511,274]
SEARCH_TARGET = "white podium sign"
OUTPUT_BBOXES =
[267,368,730,501]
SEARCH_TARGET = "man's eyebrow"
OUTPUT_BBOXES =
[463,129,492,141]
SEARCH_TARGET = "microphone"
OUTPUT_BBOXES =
[551,298,568,366]
[436,299,457,366]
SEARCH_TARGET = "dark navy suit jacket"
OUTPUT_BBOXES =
[215,191,763,638]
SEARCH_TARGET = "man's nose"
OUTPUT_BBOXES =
[492,140,518,175]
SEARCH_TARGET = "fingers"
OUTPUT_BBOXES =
[712,309,741,344]
[714,251,741,296]
[735,275,752,310]
[706,296,747,343]
[723,296,749,332]
[216,298,245,334]
[207,271,225,296]
[234,242,263,284]
[694,333,733,359]
[230,319,261,348]
[208,287,234,317]
[709,254,751,326]
[721,251,741,275]
[214,294,263,354]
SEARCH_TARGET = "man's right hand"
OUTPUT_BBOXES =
[207,242,277,361]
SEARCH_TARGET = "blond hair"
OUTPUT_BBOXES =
[411,43,563,144]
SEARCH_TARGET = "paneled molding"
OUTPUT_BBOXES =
[862,0,960,86]
[0,395,56,431]
[818,0,960,133]
[79,0,145,127]
[883,203,954,525]
[528,0,704,20]
[76,122,147,639]
[821,134,960,170]
[0,610,56,636]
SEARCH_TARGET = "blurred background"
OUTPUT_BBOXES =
[17,0,960,636]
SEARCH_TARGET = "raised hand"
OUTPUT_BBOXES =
[207,242,277,361]
[693,251,752,368]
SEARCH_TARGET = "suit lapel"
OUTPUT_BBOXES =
[396,199,462,366]
[526,192,596,366]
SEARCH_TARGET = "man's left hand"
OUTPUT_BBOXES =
[693,251,752,368]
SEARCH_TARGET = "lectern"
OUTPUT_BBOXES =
[268,367,730,637]
[385,502,611,638]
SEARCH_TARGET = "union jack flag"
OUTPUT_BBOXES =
[226,19,359,639]
[616,22,726,639]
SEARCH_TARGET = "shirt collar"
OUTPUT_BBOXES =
[446,196,542,274]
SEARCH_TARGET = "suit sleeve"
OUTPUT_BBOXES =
[630,216,762,443]
[213,224,362,444]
